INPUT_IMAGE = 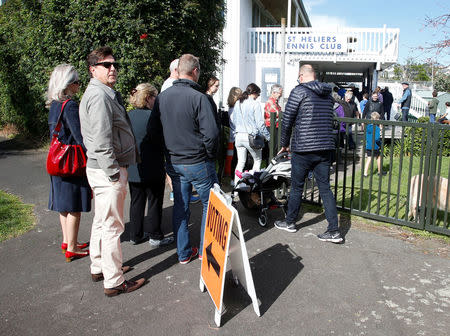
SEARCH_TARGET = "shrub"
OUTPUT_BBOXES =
[384,116,450,157]
[0,0,225,136]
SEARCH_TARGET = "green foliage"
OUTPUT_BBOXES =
[410,64,431,81]
[0,0,226,135]
[383,117,450,157]
[434,72,450,92]
[393,64,403,80]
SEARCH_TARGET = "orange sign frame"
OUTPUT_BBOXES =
[200,189,234,311]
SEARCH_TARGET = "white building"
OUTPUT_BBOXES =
[219,0,400,109]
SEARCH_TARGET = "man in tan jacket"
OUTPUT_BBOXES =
[80,46,144,297]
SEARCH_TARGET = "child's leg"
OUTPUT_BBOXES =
[377,155,382,173]
[364,156,372,176]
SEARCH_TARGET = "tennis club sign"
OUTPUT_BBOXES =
[278,33,348,53]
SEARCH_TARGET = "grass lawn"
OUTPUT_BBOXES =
[0,190,35,242]
[331,155,450,228]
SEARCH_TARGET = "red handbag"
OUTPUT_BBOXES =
[46,100,87,177]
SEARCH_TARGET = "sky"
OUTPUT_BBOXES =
[302,0,449,65]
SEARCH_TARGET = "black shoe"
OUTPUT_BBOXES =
[317,230,343,243]
[274,220,296,233]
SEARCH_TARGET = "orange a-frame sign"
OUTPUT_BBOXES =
[200,188,234,312]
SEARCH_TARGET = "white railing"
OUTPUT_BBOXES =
[247,27,399,63]
[410,94,429,118]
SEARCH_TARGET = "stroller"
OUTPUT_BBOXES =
[233,152,291,227]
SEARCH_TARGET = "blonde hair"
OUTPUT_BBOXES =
[344,91,353,99]
[227,87,242,107]
[46,64,79,108]
[129,83,158,109]
[371,112,380,120]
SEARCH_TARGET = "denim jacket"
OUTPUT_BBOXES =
[232,98,270,141]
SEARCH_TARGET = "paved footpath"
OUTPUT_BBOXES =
[0,148,449,336]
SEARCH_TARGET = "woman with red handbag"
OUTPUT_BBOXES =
[46,64,91,262]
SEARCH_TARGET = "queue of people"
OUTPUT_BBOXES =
[48,45,447,298]
[46,48,228,296]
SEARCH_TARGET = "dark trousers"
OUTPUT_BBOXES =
[285,150,339,232]
[402,108,409,122]
[129,180,165,241]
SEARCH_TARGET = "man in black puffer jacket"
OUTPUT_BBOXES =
[274,64,343,243]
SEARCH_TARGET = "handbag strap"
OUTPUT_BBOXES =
[53,99,70,134]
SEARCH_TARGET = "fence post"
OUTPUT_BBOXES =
[419,123,433,229]
[424,123,439,229]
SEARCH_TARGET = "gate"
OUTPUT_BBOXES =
[265,114,450,236]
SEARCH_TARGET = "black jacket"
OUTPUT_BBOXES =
[148,79,219,165]
[401,88,412,109]
[363,100,384,119]
[280,80,335,153]
[128,109,165,183]
[382,90,393,111]
[341,100,358,118]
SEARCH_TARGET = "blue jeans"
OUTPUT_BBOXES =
[430,114,436,123]
[286,151,339,232]
[166,160,218,261]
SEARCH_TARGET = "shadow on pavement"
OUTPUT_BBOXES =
[121,204,175,243]
[220,243,303,325]
[339,213,352,238]
[126,250,179,283]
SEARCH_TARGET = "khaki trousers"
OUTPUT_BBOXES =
[86,167,128,288]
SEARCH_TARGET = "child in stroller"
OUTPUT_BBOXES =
[233,152,291,227]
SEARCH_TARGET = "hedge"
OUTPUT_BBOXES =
[0,0,225,136]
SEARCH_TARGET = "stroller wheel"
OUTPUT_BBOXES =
[258,211,268,227]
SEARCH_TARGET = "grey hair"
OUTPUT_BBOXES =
[46,64,79,108]
[169,58,179,72]
[178,54,200,76]
[271,84,282,94]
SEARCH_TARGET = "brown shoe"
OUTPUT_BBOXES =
[104,278,145,297]
[91,265,131,282]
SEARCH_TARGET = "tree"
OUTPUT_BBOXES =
[420,13,449,61]
[393,64,403,80]
[0,0,226,135]
[434,72,450,91]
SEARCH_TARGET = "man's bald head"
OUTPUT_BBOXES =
[299,64,316,83]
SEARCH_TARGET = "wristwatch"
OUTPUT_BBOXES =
[109,172,120,182]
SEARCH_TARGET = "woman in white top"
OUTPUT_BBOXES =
[232,83,270,186]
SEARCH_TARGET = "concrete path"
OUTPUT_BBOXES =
[0,148,449,336]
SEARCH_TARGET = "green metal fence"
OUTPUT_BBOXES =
[263,113,450,236]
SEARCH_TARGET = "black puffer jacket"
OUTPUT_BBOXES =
[280,80,335,153]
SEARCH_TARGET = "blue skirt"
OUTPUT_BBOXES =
[48,175,92,213]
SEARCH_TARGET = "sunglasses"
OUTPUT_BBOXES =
[93,62,120,70]
[71,80,81,85]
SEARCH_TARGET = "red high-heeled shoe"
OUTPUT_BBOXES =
[65,250,89,262]
[61,242,89,254]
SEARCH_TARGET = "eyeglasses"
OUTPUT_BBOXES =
[93,62,120,70]
[71,80,81,85]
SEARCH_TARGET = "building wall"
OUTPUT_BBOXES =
[221,0,307,109]
[221,0,253,108]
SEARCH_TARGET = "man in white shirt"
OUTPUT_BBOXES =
[161,58,179,92]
